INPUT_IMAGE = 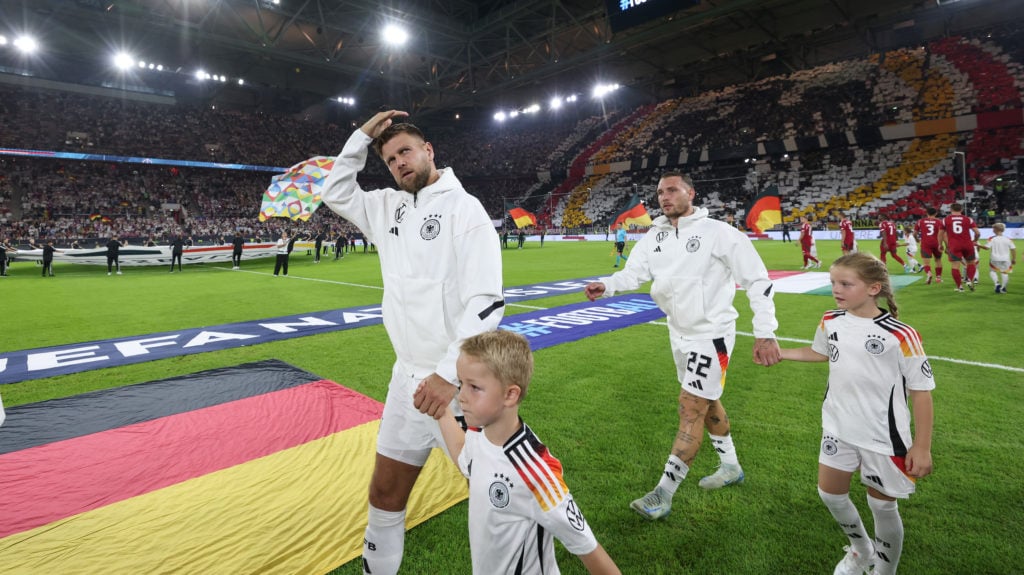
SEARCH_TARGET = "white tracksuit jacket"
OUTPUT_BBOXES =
[599,208,778,339]
[320,130,505,384]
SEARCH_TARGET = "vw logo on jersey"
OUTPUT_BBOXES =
[822,434,839,456]
[685,236,701,253]
[488,480,511,508]
[565,499,586,531]
[656,231,669,243]
[921,359,933,379]
[395,203,407,224]
[420,215,441,240]
[864,337,885,355]
[828,343,839,362]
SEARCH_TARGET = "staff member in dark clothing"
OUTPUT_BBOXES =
[334,232,346,260]
[313,229,325,263]
[170,234,185,272]
[274,231,290,276]
[106,235,124,275]
[0,237,9,276]
[32,239,61,277]
[232,232,244,270]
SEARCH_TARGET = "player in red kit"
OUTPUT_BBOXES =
[940,202,981,292]
[800,215,821,269]
[878,217,906,269]
[915,206,944,284]
[839,212,856,255]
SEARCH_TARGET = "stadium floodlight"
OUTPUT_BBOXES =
[550,97,563,110]
[382,24,409,46]
[237,78,245,85]
[493,111,507,122]
[509,110,519,118]
[592,83,621,98]
[195,69,208,81]
[113,52,134,70]
[148,63,155,70]
[14,34,38,54]
[0,35,7,46]
[566,94,578,103]
[156,64,163,71]
[524,104,540,114]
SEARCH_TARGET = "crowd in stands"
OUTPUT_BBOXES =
[2,26,1024,244]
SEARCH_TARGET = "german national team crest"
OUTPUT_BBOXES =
[685,236,701,252]
[488,474,511,508]
[864,336,885,355]
[420,215,441,240]
[822,434,838,456]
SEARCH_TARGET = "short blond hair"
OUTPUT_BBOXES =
[460,330,534,402]
[993,222,1006,233]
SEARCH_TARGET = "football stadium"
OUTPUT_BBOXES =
[1,1,1023,573]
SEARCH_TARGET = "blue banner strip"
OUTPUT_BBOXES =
[0,147,286,172]
[0,293,661,386]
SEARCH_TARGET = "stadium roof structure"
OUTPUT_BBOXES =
[1,0,1021,122]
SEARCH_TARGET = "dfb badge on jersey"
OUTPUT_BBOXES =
[420,214,441,240]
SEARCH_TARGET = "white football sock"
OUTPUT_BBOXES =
[708,433,739,466]
[818,488,872,558]
[868,496,903,575]
[656,454,688,496]
[362,504,406,575]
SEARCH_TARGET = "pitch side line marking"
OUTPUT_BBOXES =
[642,320,1024,374]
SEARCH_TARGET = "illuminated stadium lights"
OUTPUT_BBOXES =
[113,52,134,70]
[138,60,147,68]
[335,96,355,105]
[237,78,245,85]
[509,110,519,118]
[0,35,7,46]
[523,103,540,114]
[195,69,209,81]
[550,96,563,110]
[382,24,409,46]
[493,111,507,122]
[592,83,621,98]
[14,34,38,54]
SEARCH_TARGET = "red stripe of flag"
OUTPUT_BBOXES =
[0,380,382,538]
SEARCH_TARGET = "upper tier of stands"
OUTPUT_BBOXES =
[2,26,1023,242]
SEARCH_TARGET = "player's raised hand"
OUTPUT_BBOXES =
[360,110,409,139]
[584,282,606,301]
[413,372,458,419]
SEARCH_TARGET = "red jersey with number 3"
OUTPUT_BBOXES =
[915,217,943,249]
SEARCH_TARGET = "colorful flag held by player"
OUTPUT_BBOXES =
[744,185,782,233]
[258,156,335,222]
[509,207,538,229]
[609,194,652,229]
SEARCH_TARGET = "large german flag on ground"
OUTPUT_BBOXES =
[0,360,465,574]
[609,194,652,229]
[744,185,783,233]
